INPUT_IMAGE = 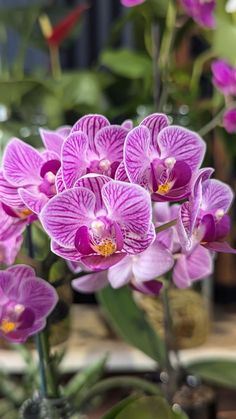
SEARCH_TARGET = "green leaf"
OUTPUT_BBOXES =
[100,49,152,79]
[64,355,107,398]
[0,80,39,105]
[96,285,166,367]
[186,359,236,389]
[106,396,187,419]
[102,395,141,419]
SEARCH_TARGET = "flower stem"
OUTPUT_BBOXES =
[152,20,160,110]
[49,46,62,79]
[155,219,177,234]
[198,108,225,137]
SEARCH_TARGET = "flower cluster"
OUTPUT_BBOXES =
[211,59,236,134]
[0,265,57,342]
[0,113,235,297]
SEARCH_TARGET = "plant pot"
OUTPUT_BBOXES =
[173,383,217,419]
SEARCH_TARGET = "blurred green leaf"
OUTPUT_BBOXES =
[0,80,39,105]
[97,285,166,367]
[100,49,152,79]
[186,359,236,389]
[213,2,236,64]
[102,395,141,419]
[64,355,107,398]
[49,259,67,283]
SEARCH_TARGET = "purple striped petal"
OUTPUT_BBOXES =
[51,241,81,261]
[55,168,66,193]
[176,202,193,251]
[108,257,133,288]
[158,126,206,171]
[62,132,88,188]
[71,114,110,153]
[133,241,174,281]
[141,113,169,151]
[40,188,95,247]
[56,125,71,138]
[102,180,152,235]
[39,128,64,156]
[201,179,234,213]
[41,150,60,162]
[18,188,48,214]
[121,119,133,130]
[72,271,108,293]
[115,162,130,182]
[81,252,126,270]
[3,138,44,186]
[7,265,35,281]
[95,125,127,162]
[173,245,213,288]
[74,174,110,212]
[0,171,23,208]
[123,223,155,254]
[124,126,151,186]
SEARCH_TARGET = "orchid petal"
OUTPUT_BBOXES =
[102,180,152,235]
[201,179,234,213]
[62,132,88,188]
[124,126,151,187]
[39,128,64,156]
[158,126,206,171]
[108,257,133,288]
[74,174,110,212]
[123,223,155,254]
[141,113,169,151]
[72,271,108,293]
[51,241,81,261]
[0,171,23,208]
[71,114,110,153]
[81,252,126,270]
[95,125,127,162]
[18,188,48,214]
[40,187,95,247]
[131,280,163,296]
[19,277,58,318]
[3,138,43,186]
[115,161,130,182]
[55,168,66,193]
[204,241,236,254]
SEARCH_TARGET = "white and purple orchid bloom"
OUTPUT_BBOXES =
[61,114,128,189]
[0,203,25,266]
[211,60,236,96]
[40,175,155,271]
[177,169,236,254]
[180,0,216,29]
[0,265,58,343]
[2,138,61,215]
[124,113,206,202]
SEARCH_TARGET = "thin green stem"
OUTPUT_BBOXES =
[155,219,177,234]
[152,20,160,110]
[49,46,62,79]
[198,108,225,137]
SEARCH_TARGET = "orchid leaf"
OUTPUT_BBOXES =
[100,49,152,79]
[186,359,236,389]
[102,395,141,419]
[97,285,166,367]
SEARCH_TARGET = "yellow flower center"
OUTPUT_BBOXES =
[0,319,17,334]
[18,208,33,219]
[94,239,117,257]
[157,183,171,195]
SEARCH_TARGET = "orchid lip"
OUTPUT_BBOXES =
[164,157,176,169]
[99,159,111,171]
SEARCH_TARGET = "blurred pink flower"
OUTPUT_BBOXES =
[121,0,146,7]
[223,108,236,133]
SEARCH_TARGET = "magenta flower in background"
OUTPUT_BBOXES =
[121,0,146,7]
[0,265,58,342]
[177,168,236,254]
[180,0,216,29]
[211,60,236,96]
[61,114,128,188]
[40,176,154,270]
[2,138,61,214]
[223,108,236,133]
[124,113,206,202]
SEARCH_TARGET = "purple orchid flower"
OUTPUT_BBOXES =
[180,0,216,29]
[121,0,146,6]
[223,108,236,133]
[177,168,236,254]
[0,203,25,266]
[0,265,58,342]
[211,60,236,96]
[2,138,61,214]
[61,114,128,188]
[124,113,206,202]
[40,175,154,270]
